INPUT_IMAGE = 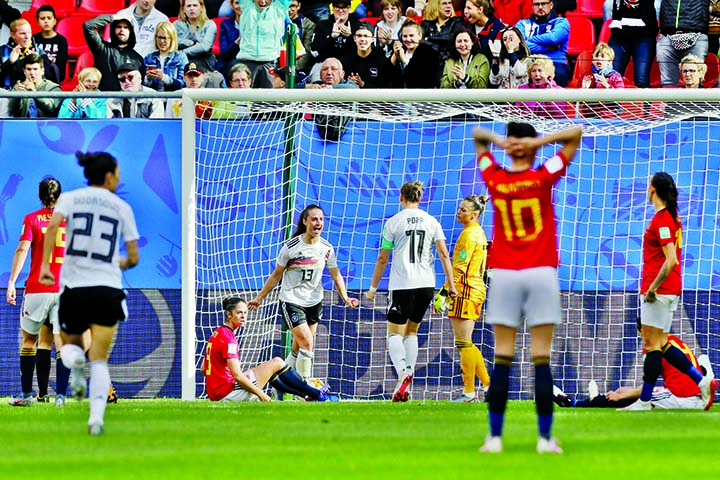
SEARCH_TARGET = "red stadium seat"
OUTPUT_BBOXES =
[30,0,76,19]
[359,16,381,25]
[704,53,719,88]
[624,57,661,88]
[567,50,593,88]
[566,16,596,57]
[212,17,223,55]
[76,0,127,16]
[61,50,95,91]
[565,0,605,19]
[56,15,93,59]
[598,19,611,44]
[21,9,42,35]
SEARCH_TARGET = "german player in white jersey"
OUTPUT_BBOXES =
[39,151,139,436]
[366,181,457,402]
[249,205,359,383]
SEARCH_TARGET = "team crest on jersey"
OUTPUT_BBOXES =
[459,250,468,261]
[479,154,492,171]
[659,226,671,239]
[228,343,238,355]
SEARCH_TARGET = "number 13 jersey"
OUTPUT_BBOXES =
[277,236,338,307]
[479,150,568,270]
[54,186,139,289]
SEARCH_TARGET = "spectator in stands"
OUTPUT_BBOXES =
[488,25,530,88]
[310,0,361,78]
[710,1,720,59]
[290,0,316,73]
[440,28,489,88]
[32,6,67,83]
[174,0,218,72]
[143,21,188,91]
[2,19,59,89]
[155,0,181,17]
[657,0,709,87]
[0,0,20,46]
[108,63,164,118]
[390,19,440,87]
[607,0,658,89]
[118,0,169,59]
[235,0,292,89]
[516,54,566,118]
[420,0,464,80]
[218,0,236,17]
[678,54,708,88]
[305,57,358,140]
[341,21,390,87]
[516,0,570,87]
[463,0,504,63]
[375,0,407,58]
[217,0,241,74]
[493,0,532,28]
[211,63,253,117]
[84,14,146,92]
[9,53,60,118]
[582,43,624,89]
[58,67,107,119]
[228,62,253,87]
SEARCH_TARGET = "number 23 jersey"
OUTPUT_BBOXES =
[277,236,338,307]
[479,150,568,270]
[54,186,139,289]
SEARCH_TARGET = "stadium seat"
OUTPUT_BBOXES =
[56,16,92,59]
[212,17,223,55]
[704,53,719,88]
[76,0,127,16]
[30,0,76,19]
[61,50,94,91]
[624,57,661,87]
[598,19,611,44]
[566,16,596,57]
[359,16,381,25]
[565,0,605,19]
[567,49,593,88]
[21,9,42,34]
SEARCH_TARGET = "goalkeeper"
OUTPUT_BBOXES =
[434,195,492,403]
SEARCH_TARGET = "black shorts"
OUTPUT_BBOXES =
[279,301,322,329]
[58,286,127,335]
[387,287,435,325]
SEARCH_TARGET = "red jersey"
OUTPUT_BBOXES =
[478,150,568,270]
[202,325,239,401]
[19,207,65,294]
[644,335,700,398]
[641,209,682,295]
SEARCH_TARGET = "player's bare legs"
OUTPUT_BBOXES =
[291,322,315,380]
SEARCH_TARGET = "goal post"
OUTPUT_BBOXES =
[181,88,720,401]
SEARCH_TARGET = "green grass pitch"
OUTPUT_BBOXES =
[4,398,718,479]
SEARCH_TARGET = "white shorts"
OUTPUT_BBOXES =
[20,292,60,335]
[640,294,679,332]
[220,370,260,402]
[650,387,704,409]
[486,267,562,328]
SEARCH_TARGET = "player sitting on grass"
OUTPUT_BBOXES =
[203,296,339,402]
[554,318,716,410]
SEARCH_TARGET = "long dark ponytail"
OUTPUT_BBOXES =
[651,172,679,224]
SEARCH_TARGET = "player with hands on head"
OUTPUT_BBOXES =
[436,194,491,402]
[39,151,140,436]
[620,172,717,411]
[203,296,339,402]
[249,205,358,385]
[474,122,582,454]
[366,181,457,402]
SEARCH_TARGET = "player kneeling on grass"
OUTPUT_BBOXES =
[203,296,339,402]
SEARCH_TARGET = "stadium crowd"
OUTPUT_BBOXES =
[0,0,718,118]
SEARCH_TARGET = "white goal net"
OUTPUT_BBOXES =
[181,89,720,401]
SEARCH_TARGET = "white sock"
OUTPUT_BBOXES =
[387,334,406,377]
[88,361,110,426]
[286,350,298,369]
[403,335,418,374]
[296,348,313,380]
[60,344,85,370]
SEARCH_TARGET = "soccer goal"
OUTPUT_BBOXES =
[180,88,720,401]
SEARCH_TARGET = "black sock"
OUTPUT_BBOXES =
[488,355,512,437]
[574,394,610,408]
[640,349,663,401]
[20,347,36,395]
[56,353,70,396]
[662,343,704,384]
[534,357,554,439]
[269,365,321,399]
[36,349,51,397]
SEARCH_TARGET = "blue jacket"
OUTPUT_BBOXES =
[218,17,240,71]
[143,50,188,91]
[516,12,568,65]
[58,97,108,119]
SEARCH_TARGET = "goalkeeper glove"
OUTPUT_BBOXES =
[433,287,449,314]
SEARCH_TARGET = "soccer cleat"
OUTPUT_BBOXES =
[699,377,718,411]
[308,378,326,390]
[452,394,477,403]
[479,435,502,453]
[618,400,651,411]
[537,437,563,454]
[698,354,714,378]
[70,360,86,401]
[392,372,413,403]
[107,385,118,404]
[8,393,37,407]
[88,422,105,436]
[316,392,340,402]
[588,380,599,400]
[552,385,572,408]
[36,394,50,403]
[54,394,66,408]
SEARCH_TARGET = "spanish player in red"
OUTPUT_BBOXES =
[622,172,717,411]
[6,177,70,407]
[473,122,582,454]
[203,296,339,402]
